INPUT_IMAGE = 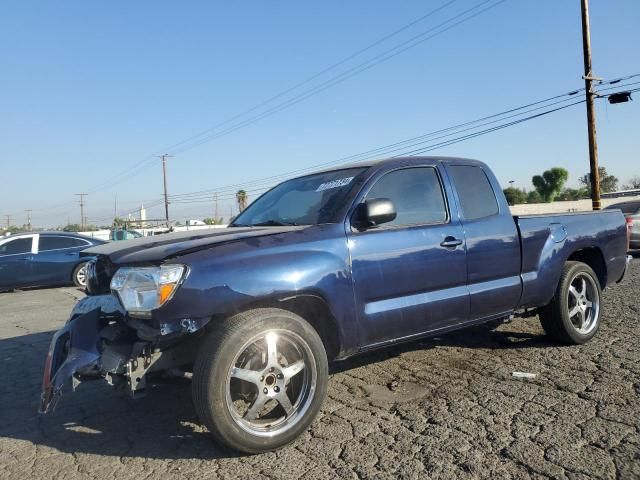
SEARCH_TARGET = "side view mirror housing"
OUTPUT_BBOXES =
[352,198,397,231]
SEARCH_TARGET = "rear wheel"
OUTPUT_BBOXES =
[72,262,88,287]
[539,261,602,344]
[192,308,328,453]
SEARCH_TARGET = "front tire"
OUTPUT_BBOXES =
[192,308,328,453]
[72,262,88,287]
[539,261,602,344]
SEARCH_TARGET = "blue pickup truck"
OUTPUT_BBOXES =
[40,157,631,453]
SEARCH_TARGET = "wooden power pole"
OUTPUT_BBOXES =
[214,192,219,223]
[75,193,87,228]
[157,154,174,224]
[580,0,601,210]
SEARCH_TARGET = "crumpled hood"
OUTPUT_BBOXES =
[82,226,306,264]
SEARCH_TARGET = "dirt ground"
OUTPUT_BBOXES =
[0,258,638,479]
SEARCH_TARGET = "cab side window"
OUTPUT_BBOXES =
[448,165,499,220]
[0,238,32,255]
[364,167,448,227]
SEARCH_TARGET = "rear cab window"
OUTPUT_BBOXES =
[448,165,499,220]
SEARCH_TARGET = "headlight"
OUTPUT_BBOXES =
[110,264,187,315]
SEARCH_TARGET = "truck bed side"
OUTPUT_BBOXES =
[515,210,628,309]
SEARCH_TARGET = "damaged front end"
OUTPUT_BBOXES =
[40,269,208,414]
[40,307,103,413]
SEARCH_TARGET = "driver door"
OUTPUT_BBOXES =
[347,165,469,348]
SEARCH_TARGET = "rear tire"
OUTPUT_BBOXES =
[539,261,602,344]
[72,262,88,287]
[192,308,328,454]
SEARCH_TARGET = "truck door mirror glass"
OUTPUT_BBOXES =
[353,198,397,230]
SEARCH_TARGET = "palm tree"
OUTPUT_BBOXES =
[236,189,248,212]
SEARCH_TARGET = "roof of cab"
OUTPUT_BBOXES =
[312,156,484,174]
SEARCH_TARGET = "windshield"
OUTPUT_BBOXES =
[231,167,368,226]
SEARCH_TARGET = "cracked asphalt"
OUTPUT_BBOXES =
[1,258,639,479]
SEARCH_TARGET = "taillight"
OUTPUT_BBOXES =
[626,217,633,251]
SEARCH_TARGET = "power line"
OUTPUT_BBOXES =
[169,0,509,155]
[167,86,588,200]
[391,100,586,157]
[88,88,629,219]
[595,79,640,95]
[12,71,637,223]
[157,0,462,156]
[53,1,469,200]
[161,100,587,209]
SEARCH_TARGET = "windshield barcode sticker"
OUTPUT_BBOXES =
[316,177,354,192]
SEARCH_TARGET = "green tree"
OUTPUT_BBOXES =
[527,190,543,204]
[578,166,618,193]
[113,216,126,227]
[203,217,224,225]
[557,187,588,201]
[0,225,27,235]
[63,224,82,232]
[236,189,248,212]
[532,167,569,202]
[503,187,527,206]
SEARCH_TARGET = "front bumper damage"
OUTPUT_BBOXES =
[39,294,207,414]
[40,308,102,413]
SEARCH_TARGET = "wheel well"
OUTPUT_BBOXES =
[568,247,607,288]
[239,295,341,360]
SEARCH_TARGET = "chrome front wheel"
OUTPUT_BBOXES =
[192,308,328,453]
[225,330,317,437]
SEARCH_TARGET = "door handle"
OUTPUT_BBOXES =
[440,236,463,248]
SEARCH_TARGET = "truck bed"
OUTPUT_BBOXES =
[515,210,628,309]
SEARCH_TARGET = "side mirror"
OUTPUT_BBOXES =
[353,198,397,230]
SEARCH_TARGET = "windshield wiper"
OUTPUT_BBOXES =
[251,220,300,226]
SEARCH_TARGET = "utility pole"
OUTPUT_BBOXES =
[75,193,87,228]
[4,214,12,228]
[25,210,32,231]
[157,154,174,224]
[214,192,219,223]
[114,194,118,219]
[580,0,601,210]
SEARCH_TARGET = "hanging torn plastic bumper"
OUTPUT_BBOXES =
[39,294,207,415]
[39,308,103,414]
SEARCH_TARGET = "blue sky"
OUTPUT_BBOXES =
[1,0,639,227]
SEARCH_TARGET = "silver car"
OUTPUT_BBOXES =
[606,200,640,250]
